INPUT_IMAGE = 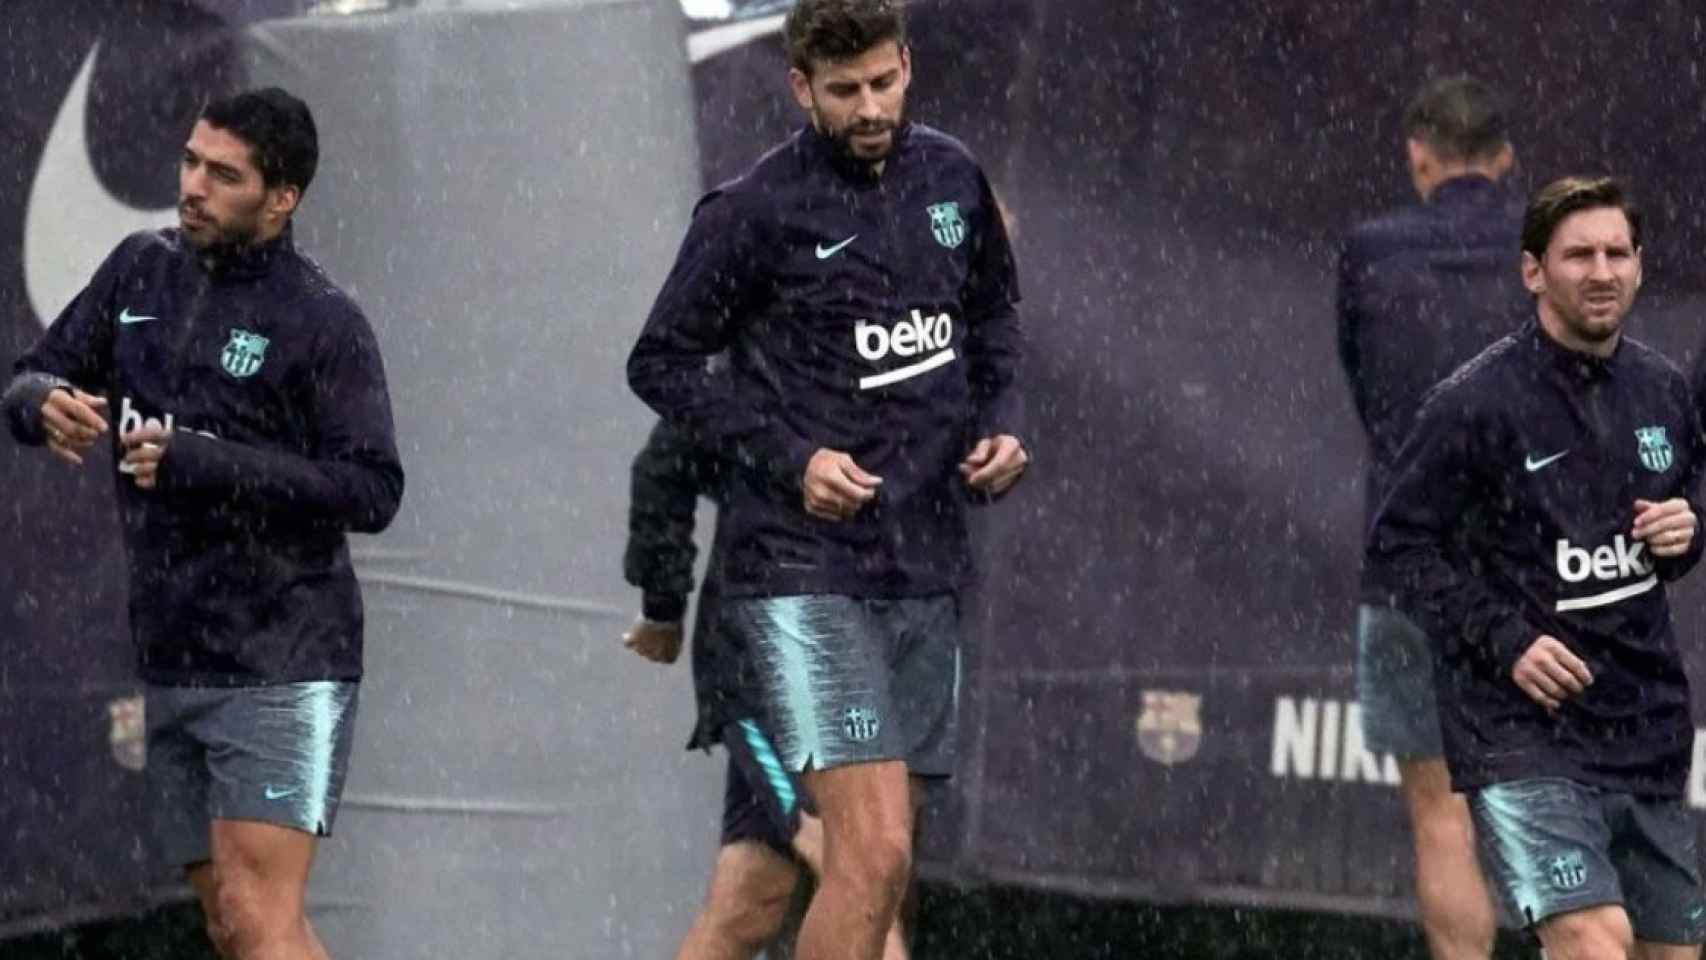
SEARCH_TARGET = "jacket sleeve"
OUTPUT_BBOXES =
[961,172,1025,443]
[4,239,127,444]
[1335,233,1373,434]
[623,419,713,622]
[1367,386,1537,675]
[626,189,817,490]
[1656,377,1706,581]
[156,301,404,533]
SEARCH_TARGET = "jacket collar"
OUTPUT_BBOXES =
[1526,317,1625,382]
[800,121,914,184]
[197,222,294,281]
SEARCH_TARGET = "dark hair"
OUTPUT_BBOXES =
[1402,75,1508,163]
[1521,177,1643,258]
[784,0,907,75]
[200,87,318,194]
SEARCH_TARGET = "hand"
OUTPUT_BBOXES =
[622,617,684,664]
[119,424,171,490]
[1511,635,1593,712]
[1634,498,1696,558]
[40,388,108,466]
[960,434,1027,494]
[802,449,881,522]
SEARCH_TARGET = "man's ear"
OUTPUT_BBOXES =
[789,67,814,113]
[1521,250,1546,296]
[266,184,301,223]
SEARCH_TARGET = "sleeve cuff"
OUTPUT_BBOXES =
[643,591,689,623]
[2,373,72,445]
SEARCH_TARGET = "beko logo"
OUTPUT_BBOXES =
[854,310,956,390]
[1554,536,1658,612]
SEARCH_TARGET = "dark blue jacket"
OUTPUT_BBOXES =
[1337,175,1527,593]
[627,122,1023,598]
[3,226,403,685]
[622,418,749,749]
[1369,322,1705,796]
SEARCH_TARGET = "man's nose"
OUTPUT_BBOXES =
[1588,252,1615,279]
[854,88,882,119]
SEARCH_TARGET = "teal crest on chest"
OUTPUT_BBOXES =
[1636,425,1673,473]
[926,201,966,249]
[221,329,269,379]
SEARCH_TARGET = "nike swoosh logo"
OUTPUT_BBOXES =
[815,235,858,260]
[1525,450,1570,472]
[25,43,176,328]
[118,308,157,325]
[264,786,300,801]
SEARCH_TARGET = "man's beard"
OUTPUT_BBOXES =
[820,110,902,163]
[180,201,263,253]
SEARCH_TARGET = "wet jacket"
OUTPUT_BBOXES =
[627,122,1023,598]
[3,226,403,685]
[622,418,748,748]
[1369,322,1705,795]
[1337,174,1527,597]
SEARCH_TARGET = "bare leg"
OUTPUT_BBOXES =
[678,840,803,960]
[1535,903,1635,960]
[1400,758,1495,960]
[207,819,328,960]
[796,761,913,960]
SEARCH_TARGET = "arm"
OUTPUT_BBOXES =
[623,418,716,622]
[626,190,816,489]
[1335,234,1374,434]
[962,172,1024,443]
[154,303,404,533]
[1644,383,1706,581]
[1367,388,1536,676]
[4,240,126,445]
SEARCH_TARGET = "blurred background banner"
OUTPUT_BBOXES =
[8,0,1706,952]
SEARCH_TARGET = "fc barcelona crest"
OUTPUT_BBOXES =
[926,201,967,249]
[221,329,269,379]
[1135,689,1203,766]
[1636,425,1673,473]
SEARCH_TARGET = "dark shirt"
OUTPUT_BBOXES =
[627,122,1023,598]
[1337,175,1526,592]
[3,226,403,685]
[1369,322,1705,795]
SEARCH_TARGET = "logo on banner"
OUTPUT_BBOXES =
[1135,689,1202,765]
[843,706,880,743]
[107,695,145,772]
[1637,426,1673,473]
[926,201,966,249]
[1548,850,1587,891]
[26,44,177,328]
[221,329,269,378]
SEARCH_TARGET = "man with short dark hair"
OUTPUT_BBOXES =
[3,87,403,960]
[1336,73,1521,960]
[627,0,1027,956]
[1371,176,1705,960]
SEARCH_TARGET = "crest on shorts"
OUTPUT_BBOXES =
[1548,850,1587,891]
[927,201,966,249]
[1135,689,1202,766]
[1636,425,1673,473]
[221,328,268,378]
[107,694,145,772]
[843,705,881,743]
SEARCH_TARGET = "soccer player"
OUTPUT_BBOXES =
[1371,177,1704,960]
[622,418,906,959]
[1336,74,1520,960]
[626,0,1027,955]
[3,89,403,960]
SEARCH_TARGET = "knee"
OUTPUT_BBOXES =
[1542,909,1634,960]
[831,823,912,894]
[213,870,300,952]
[706,890,792,949]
